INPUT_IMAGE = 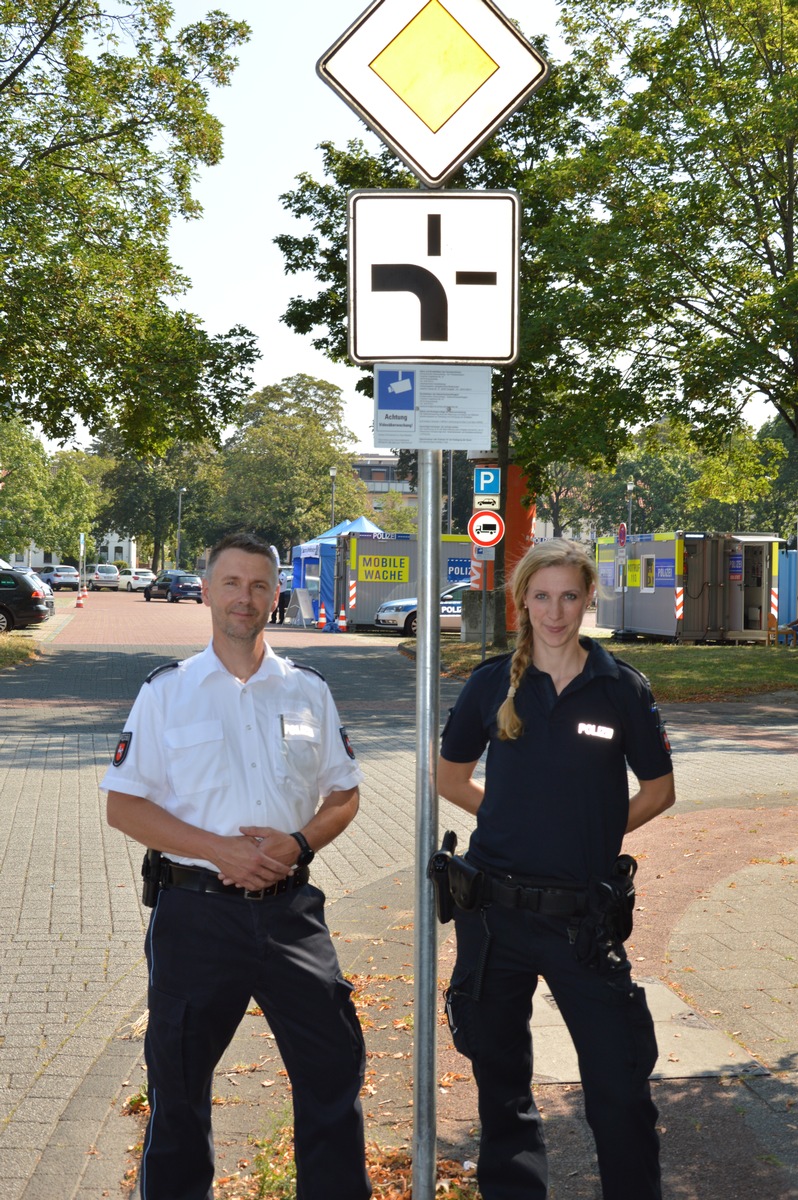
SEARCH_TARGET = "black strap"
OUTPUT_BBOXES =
[486,876,587,916]
[162,861,309,899]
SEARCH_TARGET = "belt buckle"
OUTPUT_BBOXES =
[244,887,266,900]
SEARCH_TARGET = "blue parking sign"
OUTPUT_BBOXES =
[474,467,500,494]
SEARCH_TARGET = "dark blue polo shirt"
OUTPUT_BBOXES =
[440,638,672,883]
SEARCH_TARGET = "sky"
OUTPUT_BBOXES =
[165,0,567,451]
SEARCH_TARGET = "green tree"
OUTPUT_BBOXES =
[562,0,798,440]
[276,54,661,645]
[220,375,370,558]
[374,490,417,534]
[0,1,258,451]
[38,452,99,558]
[750,416,798,541]
[0,418,51,554]
[92,434,219,571]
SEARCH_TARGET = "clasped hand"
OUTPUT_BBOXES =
[215,827,299,890]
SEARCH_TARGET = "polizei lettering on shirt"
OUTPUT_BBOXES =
[577,722,615,740]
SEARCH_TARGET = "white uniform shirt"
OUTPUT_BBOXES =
[100,641,363,870]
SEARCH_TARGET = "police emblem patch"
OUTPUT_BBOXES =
[340,727,356,760]
[113,731,132,766]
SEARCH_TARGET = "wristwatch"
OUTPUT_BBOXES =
[290,831,315,866]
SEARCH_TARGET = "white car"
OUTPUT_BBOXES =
[374,583,471,637]
[39,564,81,591]
[119,568,156,592]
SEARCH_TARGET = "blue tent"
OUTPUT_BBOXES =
[291,517,384,626]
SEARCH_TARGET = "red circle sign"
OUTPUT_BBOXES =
[618,522,627,547]
[468,511,506,547]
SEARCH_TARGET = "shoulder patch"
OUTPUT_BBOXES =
[286,659,326,682]
[340,727,356,759]
[145,660,181,684]
[113,731,132,766]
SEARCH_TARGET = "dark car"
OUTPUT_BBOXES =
[144,570,203,603]
[39,564,81,591]
[0,568,54,632]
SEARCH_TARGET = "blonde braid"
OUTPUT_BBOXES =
[496,611,534,741]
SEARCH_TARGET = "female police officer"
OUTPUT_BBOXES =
[438,538,674,1200]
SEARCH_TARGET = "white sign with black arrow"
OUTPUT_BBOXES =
[348,189,519,364]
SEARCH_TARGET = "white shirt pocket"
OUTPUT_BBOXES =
[164,720,231,796]
[279,710,322,784]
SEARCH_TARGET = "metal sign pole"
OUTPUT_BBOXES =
[481,555,488,661]
[413,447,441,1200]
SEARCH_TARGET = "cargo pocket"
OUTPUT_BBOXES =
[145,987,190,1100]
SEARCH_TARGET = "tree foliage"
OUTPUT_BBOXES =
[219,376,370,559]
[0,417,99,556]
[0,0,259,451]
[562,0,798,439]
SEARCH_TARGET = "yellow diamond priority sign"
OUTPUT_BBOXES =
[318,0,550,187]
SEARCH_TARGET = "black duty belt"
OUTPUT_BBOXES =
[485,874,587,916]
[162,861,310,900]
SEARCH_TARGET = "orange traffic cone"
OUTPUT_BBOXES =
[75,592,84,609]
[338,606,347,632]
[317,601,326,630]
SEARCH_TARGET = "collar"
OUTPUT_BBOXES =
[524,636,620,689]
[193,639,289,686]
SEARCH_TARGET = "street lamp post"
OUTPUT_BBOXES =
[329,466,337,529]
[176,487,187,569]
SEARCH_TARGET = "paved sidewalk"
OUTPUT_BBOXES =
[0,592,796,1198]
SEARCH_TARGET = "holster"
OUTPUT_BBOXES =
[427,831,457,924]
[447,855,485,913]
[141,848,164,908]
[572,854,638,974]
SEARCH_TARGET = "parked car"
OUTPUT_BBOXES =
[85,563,120,591]
[119,567,156,592]
[15,568,54,597]
[39,564,80,591]
[144,570,203,603]
[0,567,54,632]
[374,583,471,637]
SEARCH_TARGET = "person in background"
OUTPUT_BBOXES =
[437,538,675,1200]
[103,532,371,1200]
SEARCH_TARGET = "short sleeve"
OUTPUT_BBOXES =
[316,680,364,796]
[99,684,169,801]
[617,668,673,781]
[440,672,492,764]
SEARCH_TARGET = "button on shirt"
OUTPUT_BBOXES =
[100,642,363,871]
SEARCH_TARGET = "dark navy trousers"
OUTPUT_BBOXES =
[447,903,661,1200]
[140,884,371,1200]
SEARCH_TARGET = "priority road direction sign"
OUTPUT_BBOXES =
[468,510,505,547]
[349,189,519,363]
[317,0,549,188]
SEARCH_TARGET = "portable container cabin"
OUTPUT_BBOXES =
[595,532,783,642]
[334,532,474,630]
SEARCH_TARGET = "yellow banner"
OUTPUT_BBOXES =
[358,554,410,583]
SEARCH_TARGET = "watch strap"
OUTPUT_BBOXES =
[290,830,315,865]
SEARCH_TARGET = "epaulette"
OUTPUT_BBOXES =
[145,660,181,684]
[471,651,513,675]
[608,652,652,688]
[285,659,326,682]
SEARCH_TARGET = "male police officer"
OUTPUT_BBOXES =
[102,532,371,1200]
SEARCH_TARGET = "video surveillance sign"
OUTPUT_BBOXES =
[373,363,492,448]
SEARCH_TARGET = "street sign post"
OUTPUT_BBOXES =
[318,0,550,188]
[318,4,550,1194]
[349,190,520,363]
